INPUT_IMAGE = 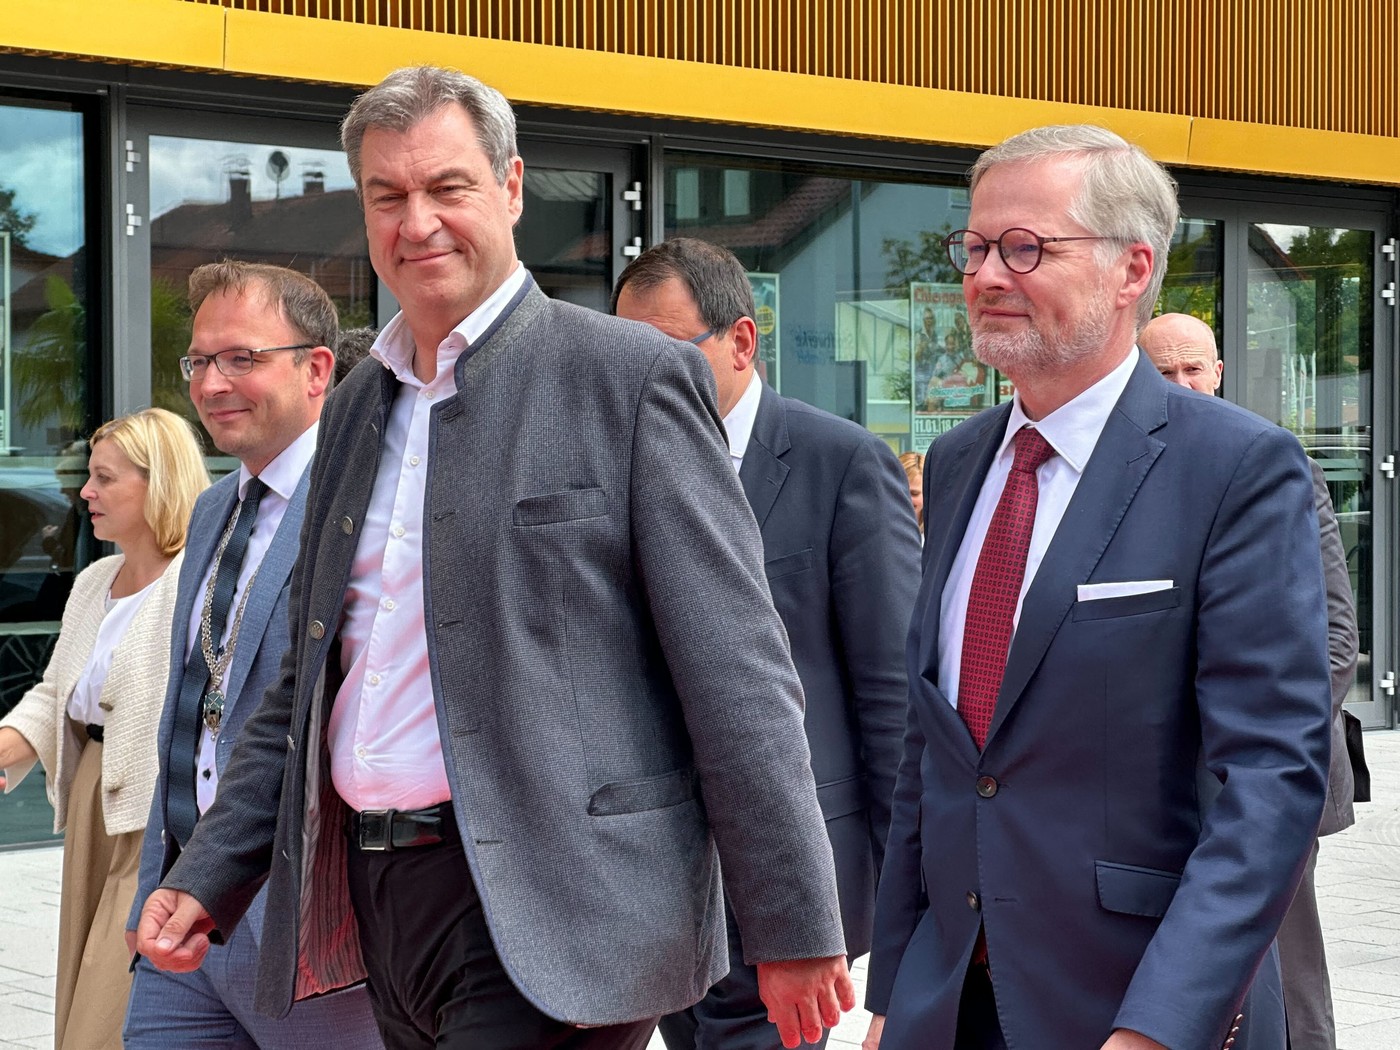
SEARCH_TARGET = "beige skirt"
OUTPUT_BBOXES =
[54,733,142,1050]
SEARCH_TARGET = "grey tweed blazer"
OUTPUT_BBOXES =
[164,276,845,1025]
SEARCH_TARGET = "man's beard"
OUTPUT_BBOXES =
[970,290,1114,382]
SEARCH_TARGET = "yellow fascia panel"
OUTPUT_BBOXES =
[225,12,1191,159]
[1189,119,1400,186]
[0,0,224,69]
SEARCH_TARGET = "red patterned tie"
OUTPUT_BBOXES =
[957,426,1056,749]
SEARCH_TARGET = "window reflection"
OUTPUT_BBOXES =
[147,137,373,463]
[0,98,91,844]
[664,155,979,453]
[1245,222,1373,706]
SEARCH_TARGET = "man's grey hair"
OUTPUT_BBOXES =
[341,65,518,189]
[611,238,756,332]
[970,125,1179,326]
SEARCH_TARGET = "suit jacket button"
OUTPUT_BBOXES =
[976,775,999,798]
[341,516,354,535]
[966,891,980,911]
[309,620,325,639]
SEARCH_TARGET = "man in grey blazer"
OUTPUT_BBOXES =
[136,67,850,1050]
[1140,312,1358,1050]
[123,262,381,1049]
[615,238,921,1050]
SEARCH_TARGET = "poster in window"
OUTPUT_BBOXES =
[747,272,779,392]
[910,281,990,453]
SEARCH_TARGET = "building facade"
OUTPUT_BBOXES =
[0,0,1396,844]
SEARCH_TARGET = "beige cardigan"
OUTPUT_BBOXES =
[1,552,182,835]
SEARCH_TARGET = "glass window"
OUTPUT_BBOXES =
[519,167,612,311]
[0,97,93,845]
[664,154,985,454]
[147,136,372,473]
[1157,217,1224,340]
[1244,223,1374,705]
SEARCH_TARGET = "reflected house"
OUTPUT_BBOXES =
[149,166,372,326]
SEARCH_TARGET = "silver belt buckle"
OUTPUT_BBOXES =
[356,809,396,851]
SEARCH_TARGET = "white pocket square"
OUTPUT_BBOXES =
[1076,580,1173,602]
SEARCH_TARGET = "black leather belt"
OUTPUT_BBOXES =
[347,802,456,851]
[85,723,105,744]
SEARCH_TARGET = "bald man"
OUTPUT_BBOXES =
[1137,313,1223,392]
[1140,313,1357,1050]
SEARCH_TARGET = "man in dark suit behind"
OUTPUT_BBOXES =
[1139,311,1358,1050]
[136,65,852,1050]
[614,238,922,1050]
[865,126,1332,1050]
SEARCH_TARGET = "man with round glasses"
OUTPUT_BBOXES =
[865,126,1331,1050]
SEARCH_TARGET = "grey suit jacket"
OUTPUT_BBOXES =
[130,465,311,935]
[163,277,845,1025]
[1311,457,1357,836]
[739,383,920,957]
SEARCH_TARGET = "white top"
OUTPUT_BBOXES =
[722,372,763,472]
[937,348,1139,710]
[190,422,318,815]
[330,263,528,813]
[66,578,157,726]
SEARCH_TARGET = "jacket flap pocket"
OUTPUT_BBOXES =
[1095,860,1181,918]
[1072,586,1180,622]
[816,775,866,821]
[588,767,697,816]
[513,487,607,527]
[765,548,814,581]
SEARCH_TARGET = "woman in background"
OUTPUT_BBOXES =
[898,450,924,534]
[0,407,208,1050]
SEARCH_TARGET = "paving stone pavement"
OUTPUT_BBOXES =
[2,730,1398,1049]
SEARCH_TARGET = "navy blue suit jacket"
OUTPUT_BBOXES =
[738,383,921,957]
[866,353,1331,1050]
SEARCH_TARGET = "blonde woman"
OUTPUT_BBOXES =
[0,408,208,1050]
[898,450,924,533]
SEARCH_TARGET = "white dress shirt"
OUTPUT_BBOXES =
[937,348,1139,710]
[330,263,528,813]
[722,372,762,472]
[66,579,156,726]
[189,422,318,814]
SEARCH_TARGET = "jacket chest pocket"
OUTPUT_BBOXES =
[512,487,607,526]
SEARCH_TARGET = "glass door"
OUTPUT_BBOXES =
[120,107,373,476]
[516,141,640,312]
[1175,193,1394,728]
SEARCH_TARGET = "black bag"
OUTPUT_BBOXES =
[1344,709,1371,803]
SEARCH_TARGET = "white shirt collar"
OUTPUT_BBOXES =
[722,372,763,468]
[997,347,1139,473]
[371,263,528,386]
[240,421,318,500]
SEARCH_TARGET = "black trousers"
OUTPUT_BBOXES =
[345,825,657,1050]
[954,961,1007,1050]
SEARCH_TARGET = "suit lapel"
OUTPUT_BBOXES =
[985,354,1169,745]
[738,383,789,530]
[222,466,311,707]
[910,407,1009,759]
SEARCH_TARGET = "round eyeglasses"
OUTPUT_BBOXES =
[944,228,1116,276]
[179,344,314,381]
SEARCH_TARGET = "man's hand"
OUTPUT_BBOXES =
[135,888,216,973]
[124,928,137,962]
[1101,1030,1168,1050]
[756,955,856,1048]
[862,1013,885,1050]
